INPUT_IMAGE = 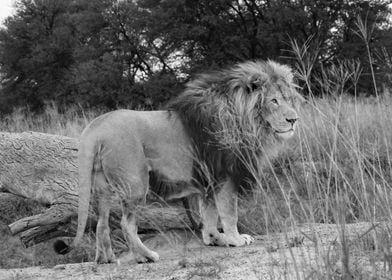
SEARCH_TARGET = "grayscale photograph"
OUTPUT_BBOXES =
[0,0,391,279]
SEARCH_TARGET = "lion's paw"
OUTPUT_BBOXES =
[95,254,116,264]
[224,233,255,247]
[203,232,254,247]
[240,234,255,245]
[203,232,227,247]
[135,251,160,264]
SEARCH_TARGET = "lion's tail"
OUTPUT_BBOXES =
[74,135,97,246]
[54,135,97,255]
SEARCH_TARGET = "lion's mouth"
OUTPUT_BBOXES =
[275,129,293,134]
[274,129,294,139]
[266,122,295,138]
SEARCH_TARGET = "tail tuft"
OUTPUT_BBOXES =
[53,240,71,255]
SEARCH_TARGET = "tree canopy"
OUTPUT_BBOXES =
[0,0,391,113]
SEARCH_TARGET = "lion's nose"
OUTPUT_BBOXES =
[286,118,298,125]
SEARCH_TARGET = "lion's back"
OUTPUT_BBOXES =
[80,110,182,144]
[80,109,194,181]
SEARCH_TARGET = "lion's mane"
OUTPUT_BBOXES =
[167,60,296,191]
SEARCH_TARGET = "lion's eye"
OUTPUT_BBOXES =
[271,98,279,105]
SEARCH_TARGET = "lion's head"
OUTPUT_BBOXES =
[220,60,302,141]
[168,60,303,184]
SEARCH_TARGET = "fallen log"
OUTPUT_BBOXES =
[0,132,196,247]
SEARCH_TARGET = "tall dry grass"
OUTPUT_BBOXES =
[231,20,392,277]
[2,86,391,276]
[234,22,392,277]
[1,67,392,276]
[0,104,102,138]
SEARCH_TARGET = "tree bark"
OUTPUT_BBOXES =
[0,132,195,248]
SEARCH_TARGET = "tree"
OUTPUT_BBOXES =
[0,0,391,113]
[0,0,75,111]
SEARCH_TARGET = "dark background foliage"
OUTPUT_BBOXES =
[0,0,391,113]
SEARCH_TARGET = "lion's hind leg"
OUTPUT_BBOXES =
[120,199,159,263]
[94,172,116,264]
[102,140,159,263]
[114,170,159,263]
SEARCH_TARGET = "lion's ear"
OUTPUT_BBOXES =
[247,82,259,93]
[246,77,266,94]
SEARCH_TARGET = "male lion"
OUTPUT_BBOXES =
[55,60,303,264]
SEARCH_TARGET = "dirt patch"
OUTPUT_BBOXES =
[0,223,390,280]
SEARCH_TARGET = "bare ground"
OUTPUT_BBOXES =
[1,223,391,280]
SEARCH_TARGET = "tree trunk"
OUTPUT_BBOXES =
[0,132,196,248]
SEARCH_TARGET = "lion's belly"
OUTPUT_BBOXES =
[145,146,193,182]
[144,139,197,200]
[145,152,200,201]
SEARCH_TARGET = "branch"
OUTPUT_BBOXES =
[0,132,197,247]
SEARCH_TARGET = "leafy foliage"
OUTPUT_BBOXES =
[0,0,391,113]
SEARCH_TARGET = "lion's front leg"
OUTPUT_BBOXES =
[199,198,226,246]
[215,179,254,247]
